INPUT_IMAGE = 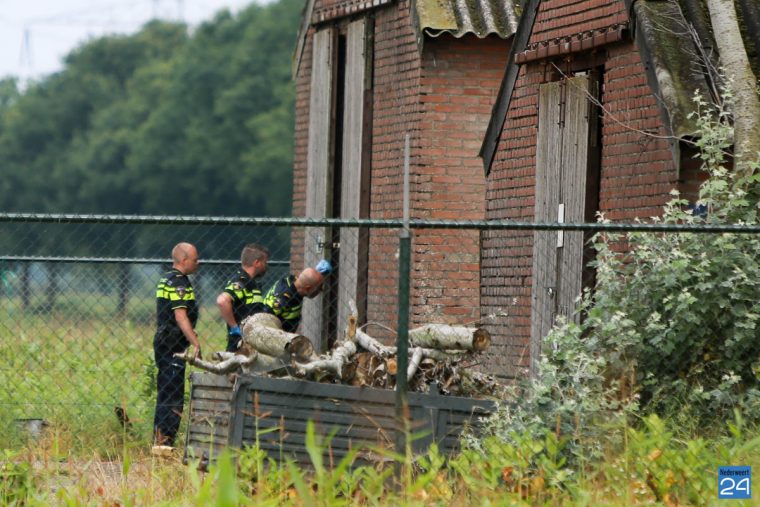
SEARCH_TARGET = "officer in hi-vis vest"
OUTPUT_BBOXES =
[216,244,269,352]
[153,242,201,447]
[263,259,332,333]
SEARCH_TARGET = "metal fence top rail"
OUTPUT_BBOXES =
[2,212,760,233]
[0,256,290,265]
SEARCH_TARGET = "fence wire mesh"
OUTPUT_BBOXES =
[1,213,759,450]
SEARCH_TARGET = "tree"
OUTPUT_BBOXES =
[0,0,300,231]
[705,0,760,175]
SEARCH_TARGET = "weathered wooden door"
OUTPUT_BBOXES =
[302,27,336,350]
[530,74,597,375]
[303,21,371,351]
[336,18,370,336]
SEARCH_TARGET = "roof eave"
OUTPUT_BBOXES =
[479,0,541,176]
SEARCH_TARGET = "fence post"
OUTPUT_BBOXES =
[20,262,30,309]
[116,264,130,318]
[395,134,411,462]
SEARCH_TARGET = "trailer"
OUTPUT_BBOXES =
[184,372,496,466]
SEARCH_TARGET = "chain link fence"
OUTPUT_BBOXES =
[1,212,759,451]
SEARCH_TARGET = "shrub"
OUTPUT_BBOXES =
[583,89,760,420]
[479,88,760,458]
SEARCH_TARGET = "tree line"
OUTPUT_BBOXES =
[0,0,301,220]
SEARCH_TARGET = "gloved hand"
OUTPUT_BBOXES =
[316,259,332,275]
[227,325,242,351]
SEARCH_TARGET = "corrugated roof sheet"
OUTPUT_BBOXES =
[631,0,760,138]
[415,0,520,39]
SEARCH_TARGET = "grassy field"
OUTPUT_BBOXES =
[2,415,759,505]
[2,301,760,505]
[0,297,229,453]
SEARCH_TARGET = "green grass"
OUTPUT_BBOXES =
[2,415,759,505]
[0,298,230,454]
[2,298,760,504]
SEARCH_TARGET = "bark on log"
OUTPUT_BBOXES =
[408,324,491,352]
[241,313,314,361]
[706,0,760,174]
[356,329,396,357]
[251,353,289,373]
[407,347,424,382]
[174,350,258,374]
[419,348,469,362]
[295,340,358,380]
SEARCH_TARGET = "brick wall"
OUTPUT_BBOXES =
[531,0,627,42]
[364,0,422,341]
[599,45,679,220]
[412,35,508,325]
[292,1,511,341]
[290,23,312,270]
[483,36,684,379]
[291,0,423,342]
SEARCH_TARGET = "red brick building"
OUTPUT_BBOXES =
[478,0,747,378]
[290,0,518,349]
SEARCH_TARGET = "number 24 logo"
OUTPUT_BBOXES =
[720,477,751,496]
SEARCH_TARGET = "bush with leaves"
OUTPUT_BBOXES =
[471,314,638,465]
[584,89,760,421]
[478,88,760,461]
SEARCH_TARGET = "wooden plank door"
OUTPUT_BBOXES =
[530,75,593,375]
[337,18,370,334]
[303,27,336,351]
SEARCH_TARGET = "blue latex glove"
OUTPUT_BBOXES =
[228,325,242,338]
[316,259,332,275]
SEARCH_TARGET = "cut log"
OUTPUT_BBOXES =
[356,329,396,357]
[407,347,424,382]
[295,340,358,380]
[174,350,257,375]
[347,300,358,341]
[385,357,398,376]
[408,324,491,352]
[241,313,314,361]
[419,348,469,362]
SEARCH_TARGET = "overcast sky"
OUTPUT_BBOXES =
[0,0,257,82]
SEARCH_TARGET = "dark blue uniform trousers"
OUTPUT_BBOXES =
[153,338,187,446]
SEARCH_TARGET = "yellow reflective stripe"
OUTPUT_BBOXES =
[281,306,301,319]
[156,282,195,300]
[244,291,264,304]
[224,283,245,301]
[169,293,196,301]
[264,289,280,315]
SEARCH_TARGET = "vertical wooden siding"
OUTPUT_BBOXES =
[303,28,336,351]
[337,19,368,333]
[530,75,590,373]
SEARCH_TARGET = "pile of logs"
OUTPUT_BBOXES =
[175,307,502,398]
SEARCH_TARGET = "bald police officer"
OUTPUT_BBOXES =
[153,242,201,447]
[263,260,332,333]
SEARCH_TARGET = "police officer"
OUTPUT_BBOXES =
[153,242,201,447]
[216,243,269,351]
[263,260,331,332]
